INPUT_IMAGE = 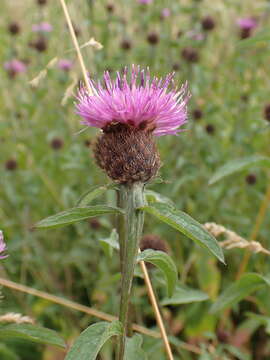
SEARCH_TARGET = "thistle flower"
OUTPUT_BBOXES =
[237,17,257,39]
[4,59,27,78]
[237,17,257,31]
[76,66,190,184]
[160,8,171,19]
[138,0,153,4]
[0,231,8,259]
[32,22,53,33]
[58,59,73,72]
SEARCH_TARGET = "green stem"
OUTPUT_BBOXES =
[117,182,145,360]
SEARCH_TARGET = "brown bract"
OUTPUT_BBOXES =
[94,123,160,184]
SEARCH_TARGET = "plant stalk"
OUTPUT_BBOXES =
[117,182,145,360]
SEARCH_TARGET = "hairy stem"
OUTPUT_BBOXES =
[117,182,145,360]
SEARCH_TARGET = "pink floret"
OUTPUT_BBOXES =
[76,65,190,137]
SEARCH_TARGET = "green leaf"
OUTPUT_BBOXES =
[65,321,122,360]
[161,284,209,305]
[77,184,117,206]
[35,205,123,229]
[246,313,270,335]
[124,334,147,360]
[210,273,270,313]
[141,203,224,264]
[223,344,251,360]
[145,190,174,206]
[137,249,177,297]
[99,229,119,257]
[209,155,270,185]
[0,324,66,348]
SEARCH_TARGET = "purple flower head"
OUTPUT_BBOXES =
[32,22,53,33]
[0,231,8,259]
[138,0,153,4]
[186,30,205,41]
[76,65,190,137]
[161,8,171,18]
[58,59,73,72]
[237,17,257,30]
[4,59,27,77]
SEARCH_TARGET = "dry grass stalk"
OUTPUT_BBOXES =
[29,57,58,88]
[61,73,78,106]
[204,222,270,255]
[0,312,34,324]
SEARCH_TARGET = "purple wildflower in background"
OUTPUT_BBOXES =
[138,0,153,4]
[76,65,190,137]
[237,17,257,39]
[4,59,27,77]
[237,17,257,30]
[186,30,205,41]
[58,59,73,72]
[161,8,171,18]
[0,231,8,259]
[32,22,53,33]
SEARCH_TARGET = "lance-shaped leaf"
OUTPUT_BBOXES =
[211,273,270,313]
[161,284,209,305]
[35,206,123,229]
[77,184,117,206]
[137,249,177,297]
[65,321,122,360]
[209,155,270,185]
[0,324,66,348]
[141,203,224,264]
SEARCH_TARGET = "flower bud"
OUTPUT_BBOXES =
[94,123,160,184]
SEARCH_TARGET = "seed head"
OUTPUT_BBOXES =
[89,218,101,230]
[94,123,160,184]
[192,108,203,120]
[245,173,257,185]
[50,137,64,150]
[205,124,215,134]
[264,104,270,122]
[147,32,159,45]
[8,22,20,35]
[140,234,169,253]
[181,47,199,63]
[106,3,114,13]
[172,63,180,71]
[5,159,18,171]
[37,0,47,5]
[201,16,215,31]
[29,37,47,52]
[120,39,132,51]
